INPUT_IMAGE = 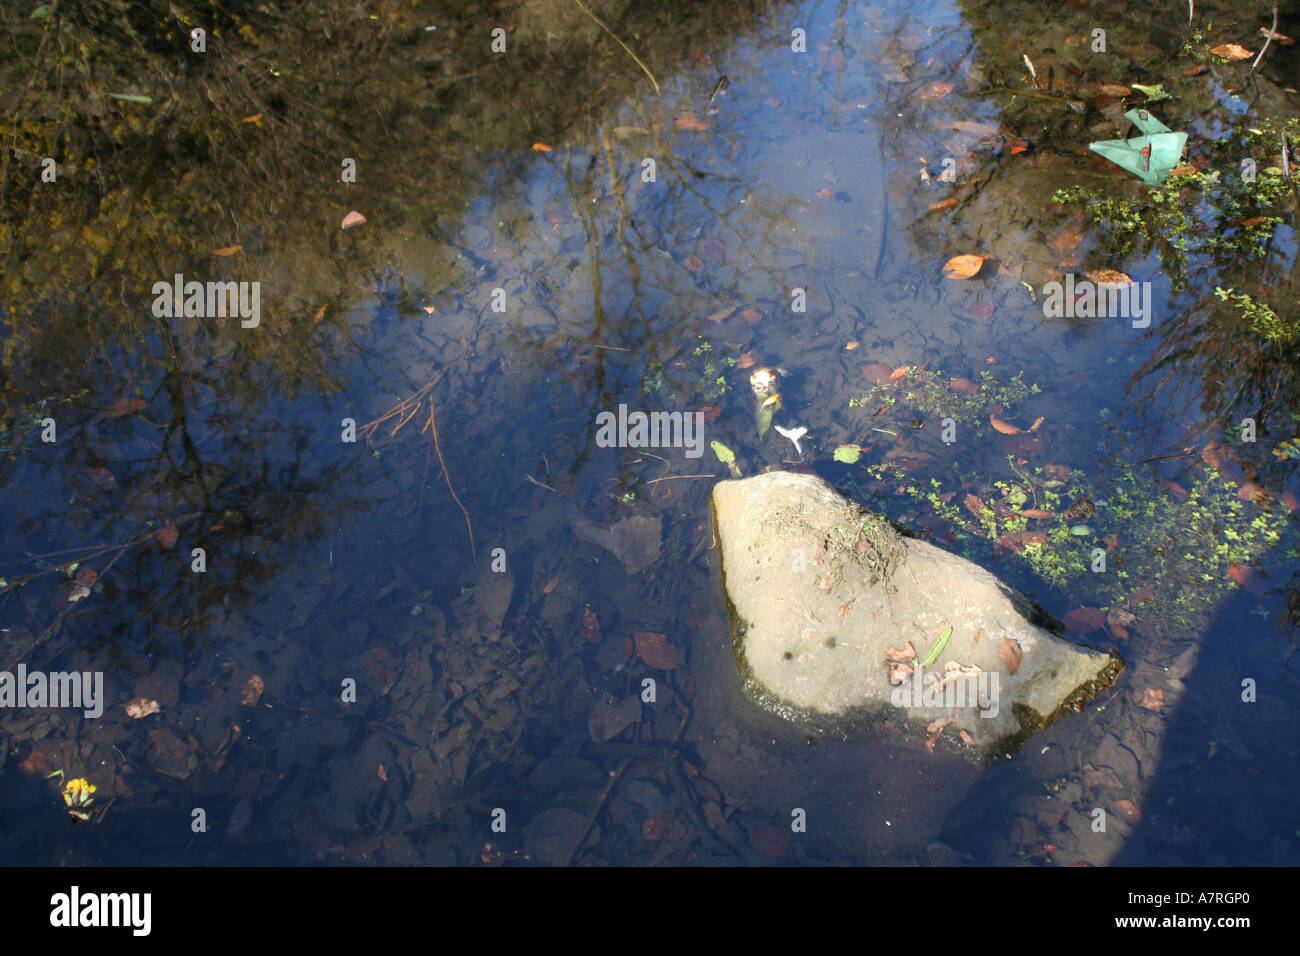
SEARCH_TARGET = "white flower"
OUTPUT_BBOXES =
[775,425,808,457]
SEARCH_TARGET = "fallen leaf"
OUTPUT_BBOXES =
[1282,490,1300,512]
[885,641,919,664]
[1098,84,1133,96]
[737,351,757,369]
[861,363,894,384]
[1210,43,1254,61]
[542,575,559,594]
[155,524,179,550]
[210,245,243,256]
[1227,563,1268,596]
[969,301,996,319]
[964,493,988,520]
[1140,687,1164,712]
[1063,607,1107,634]
[816,187,833,200]
[929,197,959,212]
[341,210,367,229]
[920,81,955,100]
[125,698,161,719]
[989,414,1021,434]
[926,716,954,753]
[1107,605,1136,639]
[1260,27,1295,45]
[697,405,722,423]
[1020,508,1054,518]
[1128,583,1156,605]
[1085,268,1133,286]
[942,254,985,279]
[531,142,554,152]
[888,365,911,382]
[642,812,674,841]
[845,341,859,350]
[682,255,704,272]
[999,637,1023,673]
[740,308,762,325]
[97,398,146,419]
[951,377,980,395]
[238,673,265,707]
[241,113,262,123]
[1114,799,1142,820]
[632,631,680,669]
[75,568,98,589]
[579,607,601,643]
[959,730,976,746]
[1237,481,1270,502]
[1050,228,1086,252]
[674,114,710,131]
[1235,216,1268,228]
[703,305,737,324]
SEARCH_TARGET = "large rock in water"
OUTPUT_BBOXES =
[712,472,1119,756]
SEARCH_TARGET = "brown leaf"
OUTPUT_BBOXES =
[1210,43,1254,61]
[1282,490,1300,512]
[926,716,954,753]
[951,377,980,394]
[156,524,179,550]
[1063,607,1107,634]
[238,673,265,707]
[989,414,1021,435]
[1237,481,1271,502]
[642,811,674,841]
[674,114,710,131]
[542,575,559,594]
[682,255,704,272]
[740,308,762,325]
[579,607,601,643]
[1260,27,1295,45]
[885,641,918,664]
[210,245,243,256]
[1084,268,1133,286]
[888,365,911,382]
[861,363,894,384]
[1020,508,1054,519]
[963,493,988,520]
[1062,496,1095,521]
[240,113,262,123]
[1049,227,1086,252]
[845,340,859,350]
[737,351,757,369]
[98,398,146,419]
[1097,84,1132,96]
[1128,583,1156,605]
[959,730,976,746]
[942,254,985,279]
[920,81,955,101]
[1140,687,1164,712]
[999,637,1023,673]
[1107,605,1136,639]
[531,142,554,152]
[969,301,996,319]
[1227,563,1268,596]
[632,631,680,669]
[17,750,57,780]
[125,698,161,719]
[1114,799,1142,820]
[928,197,959,213]
[341,210,367,229]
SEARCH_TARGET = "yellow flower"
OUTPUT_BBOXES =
[64,777,96,796]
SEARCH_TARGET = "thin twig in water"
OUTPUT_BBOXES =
[423,395,475,560]
[524,474,557,492]
[644,474,717,484]
[1249,6,1278,76]
[571,0,661,96]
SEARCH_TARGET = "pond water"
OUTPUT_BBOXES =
[1,0,1297,865]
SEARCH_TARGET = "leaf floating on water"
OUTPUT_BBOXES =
[942,254,985,279]
[920,81,955,101]
[1063,607,1107,634]
[833,445,861,464]
[1210,43,1254,61]
[1140,687,1164,712]
[542,575,559,594]
[674,113,710,131]
[737,350,757,368]
[861,363,894,384]
[531,142,554,152]
[210,245,243,256]
[989,414,1021,434]
[1227,563,1268,596]
[341,210,367,229]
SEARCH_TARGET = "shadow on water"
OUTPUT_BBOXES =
[1,0,1298,864]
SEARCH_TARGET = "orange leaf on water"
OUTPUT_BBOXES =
[989,415,1021,435]
[1210,43,1253,60]
[889,365,911,382]
[210,245,243,256]
[950,377,980,395]
[1140,687,1164,712]
[241,113,262,123]
[531,142,554,152]
[1227,563,1268,596]
[942,254,985,279]
[1020,508,1054,519]
[542,575,559,594]
[861,363,894,384]
[737,351,757,369]
[929,197,959,213]
[1114,799,1142,820]
[1084,268,1133,286]
[740,308,762,325]
[674,114,710,131]
[156,525,179,550]
[682,255,704,272]
[920,81,955,100]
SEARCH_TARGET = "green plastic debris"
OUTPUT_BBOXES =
[1089,108,1187,185]
[833,444,862,464]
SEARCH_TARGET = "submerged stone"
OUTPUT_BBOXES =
[711,472,1119,757]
